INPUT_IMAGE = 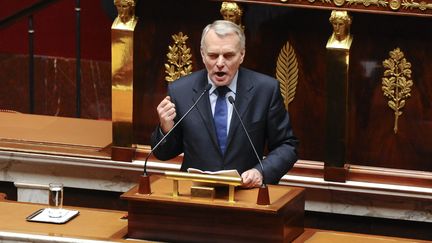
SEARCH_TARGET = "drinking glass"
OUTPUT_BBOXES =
[48,182,64,218]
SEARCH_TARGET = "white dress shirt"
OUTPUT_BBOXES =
[208,71,238,136]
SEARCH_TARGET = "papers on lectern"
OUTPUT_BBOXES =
[187,168,241,178]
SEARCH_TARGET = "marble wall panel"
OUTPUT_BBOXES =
[0,54,111,120]
[306,187,432,222]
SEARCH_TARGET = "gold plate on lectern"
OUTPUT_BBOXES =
[191,186,215,199]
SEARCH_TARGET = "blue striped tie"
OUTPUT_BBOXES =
[214,86,229,155]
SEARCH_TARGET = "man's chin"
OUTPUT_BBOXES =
[212,77,230,86]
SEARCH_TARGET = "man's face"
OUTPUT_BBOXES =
[201,29,245,87]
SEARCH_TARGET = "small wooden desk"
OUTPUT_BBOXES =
[0,201,130,242]
[294,228,430,243]
[0,112,112,158]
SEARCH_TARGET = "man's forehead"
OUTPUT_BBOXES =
[204,39,241,50]
[205,46,239,54]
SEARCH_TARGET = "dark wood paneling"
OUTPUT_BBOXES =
[132,1,222,144]
[133,1,432,172]
[1,0,430,176]
[347,13,432,171]
[133,2,329,162]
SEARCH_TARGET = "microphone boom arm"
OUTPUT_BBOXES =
[228,95,270,205]
[143,84,212,175]
[228,96,266,186]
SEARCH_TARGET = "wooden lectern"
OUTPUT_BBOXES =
[121,176,305,243]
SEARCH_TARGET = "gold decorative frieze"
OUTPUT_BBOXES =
[308,0,332,3]
[381,48,413,134]
[275,41,299,110]
[287,0,432,13]
[402,0,432,11]
[345,0,388,7]
[165,32,193,82]
[334,0,346,6]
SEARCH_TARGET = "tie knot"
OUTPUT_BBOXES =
[216,86,230,97]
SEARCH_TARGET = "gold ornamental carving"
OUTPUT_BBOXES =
[346,0,388,7]
[389,0,402,10]
[402,0,432,10]
[164,32,193,82]
[381,48,413,134]
[296,0,430,13]
[275,41,299,111]
[334,0,346,6]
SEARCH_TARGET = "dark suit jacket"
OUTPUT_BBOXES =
[151,67,298,184]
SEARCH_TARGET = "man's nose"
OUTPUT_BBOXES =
[216,56,225,67]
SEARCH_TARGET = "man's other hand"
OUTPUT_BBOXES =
[241,168,263,188]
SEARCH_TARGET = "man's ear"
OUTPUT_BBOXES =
[200,48,206,62]
[240,49,245,64]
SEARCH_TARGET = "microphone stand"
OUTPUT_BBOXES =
[228,96,270,205]
[138,84,212,195]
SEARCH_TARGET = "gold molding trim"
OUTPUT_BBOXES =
[308,0,332,3]
[346,0,388,7]
[381,48,413,134]
[275,41,299,111]
[164,32,193,82]
[402,0,432,11]
[334,0,346,6]
[389,0,402,10]
[293,0,432,12]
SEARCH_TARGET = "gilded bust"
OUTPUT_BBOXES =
[326,10,353,50]
[220,2,244,30]
[112,0,137,30]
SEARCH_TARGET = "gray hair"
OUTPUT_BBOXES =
[200,20,246,51]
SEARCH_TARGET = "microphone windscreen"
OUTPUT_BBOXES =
[228,95,235,104]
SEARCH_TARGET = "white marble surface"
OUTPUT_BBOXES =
[281,175,432,223]
[0,150,148,193]
[1,150,431,223]
[0,231,128,243]
[15,183,48,204]
[304,188,432,222]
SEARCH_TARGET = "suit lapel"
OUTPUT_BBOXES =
[226,69,254,150]
[192,74,220,152]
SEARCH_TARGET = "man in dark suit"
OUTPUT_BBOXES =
[151,20,298,187]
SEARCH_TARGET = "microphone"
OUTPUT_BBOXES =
[228,95,270,205]
[138,83,212,194]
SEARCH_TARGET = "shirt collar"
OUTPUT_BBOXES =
[208,71,238,95]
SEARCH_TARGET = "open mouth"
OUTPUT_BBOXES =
[216,72,226,77]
